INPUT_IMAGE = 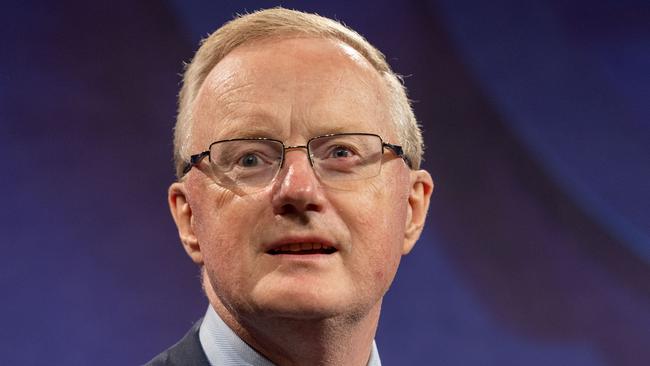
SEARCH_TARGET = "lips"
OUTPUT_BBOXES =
[265,238,339,255]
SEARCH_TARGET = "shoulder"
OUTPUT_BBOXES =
[144,319,210,366]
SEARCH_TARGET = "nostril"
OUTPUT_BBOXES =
[276,202,322,216]
[305,203,321,212]
[277,203,297,216]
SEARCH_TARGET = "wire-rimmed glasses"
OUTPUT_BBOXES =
[182,133,411,193]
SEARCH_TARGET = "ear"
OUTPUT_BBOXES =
[402,170,434,254]
[168,182,203,265]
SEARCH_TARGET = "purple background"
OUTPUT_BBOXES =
[1,0,648,365]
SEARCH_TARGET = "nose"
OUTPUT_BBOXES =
[271,148,325,215]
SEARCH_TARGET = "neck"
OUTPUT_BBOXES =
[205,282,380,366]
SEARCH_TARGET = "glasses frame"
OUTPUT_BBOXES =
[181,132,412,177]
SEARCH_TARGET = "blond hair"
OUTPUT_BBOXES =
[174,7,424,178]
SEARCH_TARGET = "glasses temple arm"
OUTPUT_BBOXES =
[181,151,210,176]
[383,142,413,169]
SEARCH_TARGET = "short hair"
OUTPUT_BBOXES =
[173,7,424,179]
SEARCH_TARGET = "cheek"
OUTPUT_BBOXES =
[333,174,409,285]
[187,179,255,282]
[349,176,409,238]
[189,184,235,247]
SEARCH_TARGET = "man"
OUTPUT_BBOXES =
[148,7,433,366]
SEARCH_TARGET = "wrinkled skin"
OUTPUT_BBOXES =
[169,37,433,365]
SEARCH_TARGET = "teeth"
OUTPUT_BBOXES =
[273,243,331,252]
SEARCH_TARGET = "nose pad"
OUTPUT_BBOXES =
[280,145,312,167]
[271,148,324,215]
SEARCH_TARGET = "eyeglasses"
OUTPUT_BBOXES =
[182,133,411,193]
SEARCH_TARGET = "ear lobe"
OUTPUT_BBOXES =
[402,170,434,254]
[168,182,203,264]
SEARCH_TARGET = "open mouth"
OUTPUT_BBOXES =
[267,242,337,255]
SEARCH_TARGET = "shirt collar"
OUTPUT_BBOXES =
[199,306,382,366]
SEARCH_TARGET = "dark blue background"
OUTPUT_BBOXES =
[1,0,648,365]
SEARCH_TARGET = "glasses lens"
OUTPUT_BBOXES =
[309,134,383,185]
[208,139,283,191]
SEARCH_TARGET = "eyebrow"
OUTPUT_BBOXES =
[212,117,372,141]
[211,115,281,140]
[309,125,359,136]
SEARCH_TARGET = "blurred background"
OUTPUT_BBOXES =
[1,0,648,365]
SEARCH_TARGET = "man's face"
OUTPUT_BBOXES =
[171,37,430,321]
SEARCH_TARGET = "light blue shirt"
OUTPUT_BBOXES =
[199,306,382,366]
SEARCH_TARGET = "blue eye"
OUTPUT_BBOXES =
[330,146,353,158]
[239,154,259,167]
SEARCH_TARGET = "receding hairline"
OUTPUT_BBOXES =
[183,22,392,110]
[190,36,396,147]
[174,8,424,178]
[177,32,391,164]
[197,34,387,98]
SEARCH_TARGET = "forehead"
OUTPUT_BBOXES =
[190,37,394,148]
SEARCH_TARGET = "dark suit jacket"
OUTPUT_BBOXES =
[145,319,210,366]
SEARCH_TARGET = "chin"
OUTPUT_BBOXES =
[251,287,353,320]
